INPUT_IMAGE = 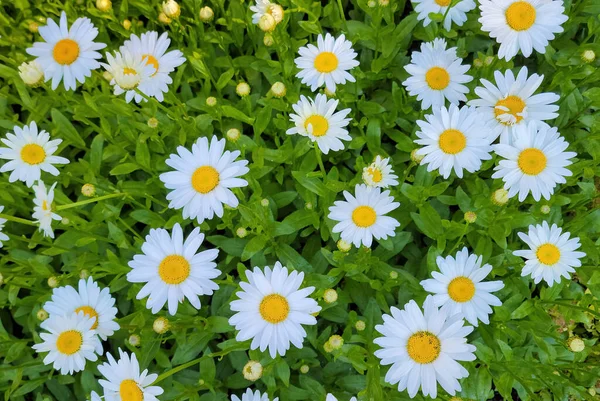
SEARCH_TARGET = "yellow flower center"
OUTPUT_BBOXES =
[438,129,466,154]
[536,243,561,265]
[505,1,536,31]
[314,52,339,73]
[119,379,144,401]
[435,0,451,6]
[304,115,329,137]
[56,330,83,355]
[447,276,476,302]
[20,143,46,165]
[367,167,383,183]
[158,255,190,284]
[123,67,137,75]
[494,95,526,125]
[143,54,159,75]
[53,39,80,65]
[191,166,220,194]
[352,205,377,228]
[406,331,441,364]
[42,200,49,211]
[425,67,450,90]
[75,306,99,330]
[518,148,547,175]
[259,294,289,324]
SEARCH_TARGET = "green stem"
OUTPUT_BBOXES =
[153,356,205,385]
[56,193,127,211]
[0,213,37,226]
[314,146,327,177]
[539,300,600,318]
[337,0,346,23]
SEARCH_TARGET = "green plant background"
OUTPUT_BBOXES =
[0,0,599,400]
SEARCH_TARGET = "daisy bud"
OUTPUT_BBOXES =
[269,4,284,24]
[122,19,132,30]
[37,309,49,321]
[540,205,551,214]
[492,188,509,206]
[199,6,214,22]
[464,211,477,223]
[158,12,172,24]
[367,0,377,7]
[102,70,113,81]
[79,269,90,279]
[147,117,159,128]
[61,217,70,225]
[260,198,269,207]
[258,13,276,32]
[206,96,217,106]
[379,0,389,6]
[410,149,424,163]
[162,0,181,18]
[128,334,141,347]
[484,56,495,66]
[271,81,286,98]
[389,271,398,279]
[18,61,44,87]
[473,58,484,68]
[47,276,59,288]
[236,82,251,97]
[589,388,597,397]
[355,320,366,331]
[236,227,248,238]
[243,360,263,381]
[96,0,112,11]
[337,239,351,252]
[81,183,96,197]
[28,21,39,33]
[36,16,47,24]
[328,335,344,350]
[227,128,241,142]
[198,379,205,386]
[153,317,170,334]
[323,341,334,353]
[300,364,310,374]
[568,336,585,352]
[305,202,313,210]
[323,289,338,304]
[324,88,336,98]
[263,33,274,47]
[581,50,596,63]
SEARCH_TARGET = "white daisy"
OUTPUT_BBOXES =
[479,0,568,60]
[98,348,164,401]
[374,296,476,398]
[403,38,472,110]
[32,311,100,375]
[102,49,156,103]
[0,121,69,187]
[127,223,220,315]
[420,247,504,326]
[0,206,9,248]
[328,184,400,248]
[412,0,476,31]
[32,180,62,238]
[44,277,120,351]
[286,94,352,154]
[469,67,560,144]
[492,121,576,201]
[295,33,360,93]
[415,104,493,179]
[250,0,284,25]
[26,11,106,90]
[514,221,586,286]
[326,394,357,401]
[362,155,399,188]
[232,389,279,401]
[229,262,321,358]
[159,136,249,224]
[120,31,186,102]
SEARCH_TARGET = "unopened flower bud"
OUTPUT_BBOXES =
[96,0,112,11]
[153,317,170,334]
[337,239,351,252]
[492,188,509,206]
[328,335,344,350]
[129,334,141,346]
[263,33,274,47]
[260,198,269,207]
[79,269,90,279]
[271,81,286,98]
[464,211,477,224]
[243,360,263,381]
[158,12,172,24]
[236,82,251,97]
[323,289,338,303]
[540,205,551,214]
[199,6,214,22]
[300,364,309,374]
[355,320,366,331]
[568,336,585,353]
[18,61,44,87]
[81,183,96,197]
[47,276,59,288]
[147,117,159,128]
[410,149,424,163]
[227,128,241,142]
[37,309,49,321]
[258,13,276,32]
[206,96,217,106]
[122,19,132,30]
[581,50,596,63]
[28,21,39,33]
[162,0,180,18]
[236,227,248,238]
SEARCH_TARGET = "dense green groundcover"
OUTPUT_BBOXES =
[1,0,600,400]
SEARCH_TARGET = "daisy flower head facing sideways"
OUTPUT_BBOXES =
[362,155,399,188]
[120,31,186,102]
[403,38,472,110]
[514,221,586,286]
[492,121,576,201]
[102,49,156,103]
[32,311,100,375]
[469,67,560,144]
[415,104,493,179]
[98,348,164,401]
[232,388,278,401]
[127,223,220,315]
[250,0,284,25]
[229,262,321,358]
[412,0,476,31]
[420,247,504,326]
[328,184,400,248]
[32,180,62,238]
[159,136,249,223]
[0,121,69,187]
[479,0,568,60]
[26,11,106,90]
[286,94,352,154]
[0,206,8,248]
[374,296,476,399]
[295,33,360,93]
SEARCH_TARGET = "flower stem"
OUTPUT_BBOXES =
[56,193,127,211]
[152,356,205,385]
[314,146,327,177]
[0,213,37,226]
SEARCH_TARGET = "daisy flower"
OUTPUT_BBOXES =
[32,181,62,238]
[120,31,186,102]
[328,184,400,248]
[514,221,586,286]
[250,0,284,25]
[374,296,476,398]
[415,104,493,179]
[44,277,120,351]
[327,394,357,401]
[479,0,568,60]
[286,94,352,154]
[403,38,472,110]
[412,0,476,31]
[362,155,399,188]
[98,348,164,401]
[420,247,504,326]
[102,49,156,103]
[295,33,360,93]
[229,262,321,358]
[0,206,9,248]
[492,121,576,201]
[127,223,220,315]
[469,67,560,144]
[26,11,106,90]
[0,121,69,187]
[232,389,279,401]
[159,136,249,224]
[32,312,100,375]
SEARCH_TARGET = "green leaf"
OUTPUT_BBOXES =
[51,108,86,148]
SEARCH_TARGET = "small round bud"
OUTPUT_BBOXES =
[540,205,551,214]
[162,0,181,18]
[484,56,494,66]
[268,4,284,24]
[328,335,344,350]
[581,50,596,63]
[323,341,334,353]
[300,364,310,374]
[379,0,389,5]
[96,0,112,11]
[243,360,263,381]
[61,217,70,225]
[206,96,217,107]
[79,269,90,280]
[473,58,484,68]
[337,239,351,252]
[128,334,141,347]
[323,289,338,304]
[324,88,336,98]
[102,70,113,81]
[19,61,44,87]
[305,202,313,210]
[48,276,59,288]
[355,320,366,331]
[122,19,132,30]
[260,198,269,207]
[568,337,585,353]
[28,21,39,33]
[389,271,398,279]
[367,0,377,7]
[198,379,205,386]
[492,188,509,206]
[236,82,251,97]
[263,33,274,47]
[153,317,170,334]
[258,13,276,32]
[271,81,286,98]
[199,6,214,22]
[236,227,248,238]
[589,387,597,396]
[36,16,47,23]
[158,12,172,24]
[464,211,477,224]
[227,128,241,142]
[81,183,96,197]
[147,117,159,128]
[37,309,49,321]
[410,149,424,163]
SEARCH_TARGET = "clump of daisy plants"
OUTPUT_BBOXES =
[0,1,599,401]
